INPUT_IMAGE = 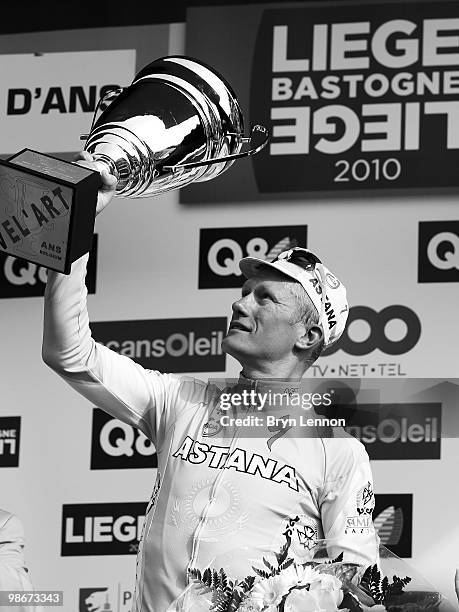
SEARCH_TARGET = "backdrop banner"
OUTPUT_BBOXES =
[0,50,135,156]
[185,0,459,202]
[1,13,458,612]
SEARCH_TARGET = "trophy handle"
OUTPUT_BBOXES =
[80,87,125,141]
[163,125,269,173]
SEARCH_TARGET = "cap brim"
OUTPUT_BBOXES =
[240,257,275,278]
[239,257,301,282]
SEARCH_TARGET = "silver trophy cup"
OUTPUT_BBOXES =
[0,56,268,274]
[82,55,269,197]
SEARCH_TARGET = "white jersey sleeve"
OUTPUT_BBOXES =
[319,437,380,567]
[42,254,184,446]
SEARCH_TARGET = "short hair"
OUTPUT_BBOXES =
[289,282,325,366]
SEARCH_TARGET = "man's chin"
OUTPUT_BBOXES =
[221,334,233,355]
[221,333,245,359]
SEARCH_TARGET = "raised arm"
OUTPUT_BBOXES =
[42,154,176,443]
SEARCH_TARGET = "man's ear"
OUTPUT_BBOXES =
[294,324,323,351]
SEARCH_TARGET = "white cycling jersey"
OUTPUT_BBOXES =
[43,255,379,612]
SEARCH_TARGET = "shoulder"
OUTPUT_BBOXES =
[324,427,368,454]
[154,373,222,407]
[321,430,370,474]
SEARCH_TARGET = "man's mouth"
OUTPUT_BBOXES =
[228,321,251,332]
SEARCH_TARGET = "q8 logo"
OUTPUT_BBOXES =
[199,225,307,288]
[90,408,157,470]
[418,221,459,283]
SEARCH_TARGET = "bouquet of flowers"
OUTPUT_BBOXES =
[167,531,449,612]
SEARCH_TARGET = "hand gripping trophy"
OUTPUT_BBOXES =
[0,56,268,273]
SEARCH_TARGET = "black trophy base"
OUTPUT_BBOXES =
[0,149,100,274]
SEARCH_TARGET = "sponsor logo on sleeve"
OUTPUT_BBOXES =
[199,226,307,288]
[345,481,375,535]
[0,416,20,467]
[90,408,157,470]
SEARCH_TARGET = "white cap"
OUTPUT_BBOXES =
[239,247,349,347]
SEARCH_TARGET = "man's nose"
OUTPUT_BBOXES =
[232,295,250,317]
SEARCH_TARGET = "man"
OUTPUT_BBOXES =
[42,153,379,612]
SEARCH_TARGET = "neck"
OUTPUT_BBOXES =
[240,359,306,382]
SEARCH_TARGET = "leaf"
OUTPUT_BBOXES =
[359,564,384,603]
[278,558,294,572]
[215,584,245,612]
[219,568,228,591]
[263,557,276,574]
[276,541,290,566]
[359,564,411,606]
[211,569,221,590]
[210,589,228,612]
[252,567,271,579]
[382,575,412,605]
[202,568,213,588]
[239,575,255,593]
[227,591,243,612]
[332,552,344,563]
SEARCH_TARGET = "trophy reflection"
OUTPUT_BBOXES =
[0,56,268,273]
[84,56,268,197]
